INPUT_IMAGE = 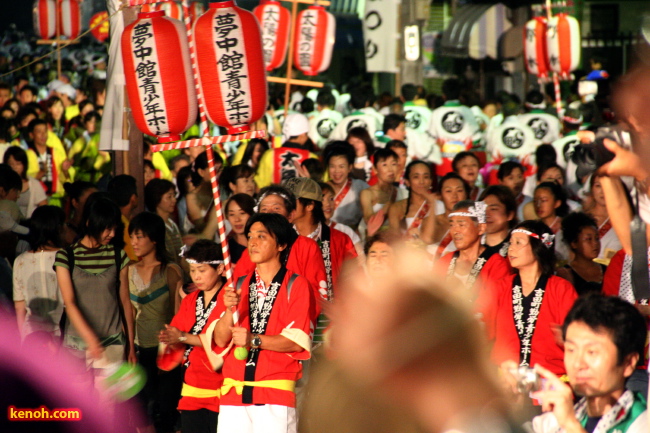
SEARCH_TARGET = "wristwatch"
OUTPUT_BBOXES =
[251,334,262,349]
[178,332,187,343]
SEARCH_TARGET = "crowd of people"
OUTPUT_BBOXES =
[0,44,648,433]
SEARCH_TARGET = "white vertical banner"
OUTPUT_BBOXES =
[363,0,400,73]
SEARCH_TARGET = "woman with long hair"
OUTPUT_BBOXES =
[13,205,67,340]
[3,146,47,218]
[145,178,184,268]
[430,172,470,257]
[45,96,66,141]
[480,220,577,377]
[62,180,97,244]
[232,137,270,170]
[583,174,622,259]
[388,160,436,241]
[186,151,223,232]
[345,126,375,182]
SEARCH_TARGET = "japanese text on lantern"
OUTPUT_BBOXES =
[262,7,280,65]
[214,12,250,126]
[298,11,316,68]
[132,21,166,135]
[280,150,300,181]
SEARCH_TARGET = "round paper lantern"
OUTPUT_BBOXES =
[546,13,580,80]
[122,11,198,143]
[194,0,268,134]
[90,11,110,43]
[158,1,184,21]
[189,1,206,23]
[523,17,549,79]
[253,0,290,71]
[60,0,82,40]
[33,0,57,40]
[293,5,335,76]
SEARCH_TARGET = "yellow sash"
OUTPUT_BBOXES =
[181,383,221,399]
[220,377,296,396]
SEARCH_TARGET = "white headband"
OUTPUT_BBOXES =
[448,201,487,224]
[525,101,546,110]
[179,245,224,265]
[254,191,292,213]
[511,229,555,248]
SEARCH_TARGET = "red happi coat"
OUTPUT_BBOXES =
[234,235,326,322]
[170,289,227,411]
[326,226,358,295]
[220,271,311,408]
[480,274,577,376]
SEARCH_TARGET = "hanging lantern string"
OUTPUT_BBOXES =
[0,4,125,80]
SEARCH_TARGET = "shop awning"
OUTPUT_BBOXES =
[441,3,512,60]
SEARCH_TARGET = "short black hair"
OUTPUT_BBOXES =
[128,211,169,266]
[316,90,336,108]
[563,294,647,366]
[221,164,255,195]
[244,212,295,264]
[144,178,175,212]
[373,148,398,167]
[225,193,256,216]
[385,140,407,152]
[298,197,326,225]
[324,141,355,166]
[442,78,461,100]
[27,118,47,135]
[401,83,418,101]
[383,114,406,134]
[80,193,123,243]
[497,161,525,181]
[510,220,556,275]
[536,163,564,183]
[3,146,29,180]
[63,180,96,205]
[257,185,297,214]
[184,239,224,270]
[107,174,137,208]
[478,185,518,228]
[176,166,194,197]
[19,85,37,97]
[525,90,544,106]
[502,100,521,117]
[561,212,598,247]
[169,154,190,172]
[452,151,481,173]
[28,205,66,251]
[0,163,21,193]
[438,172,470,197]
[349,87,369,110]
[535,145,558,174]
[364,231,399,255]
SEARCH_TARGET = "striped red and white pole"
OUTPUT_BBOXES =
[59,0,82,39]
[33,0,57,40]
[150,130,266,152]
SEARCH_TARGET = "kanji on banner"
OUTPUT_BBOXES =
[121,10,198,142]
[33,0,57,40]
[363,0,399,73]
[253,0,290,71]
[293,5,335,76]
[524,16,549,79]
[193,0,267,134]
[547,13,580,80]
[60,0,82,39]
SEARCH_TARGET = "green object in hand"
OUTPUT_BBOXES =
[234,346,248,360]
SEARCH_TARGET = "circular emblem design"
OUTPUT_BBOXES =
[317,118,336,139]
[405,110,422,129]
[502,127,525,149]
[347,118,368,132]
[441,111,464,134]
[527,118,549,140]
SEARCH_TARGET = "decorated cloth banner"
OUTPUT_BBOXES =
[253,0,290,71]
[193,0,267,134]
[524,16,549,79]
[33,0,57,40]
[122,11,198,142]
[293,5,335,76]
[547,13,580,80]
[90,11,110,42]
[363,0,399,73]
[60,0,82,40]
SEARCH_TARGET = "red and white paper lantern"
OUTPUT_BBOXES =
[158,1,184,21]
[60,0,82,40]
[193,1,267,134]
[293,5,335,76]
[546,13,580,80]
[189,1,206,23]
[253,0,290,71]
[33,0,57,40]
[523,17,549,79]
[122,11,198,143]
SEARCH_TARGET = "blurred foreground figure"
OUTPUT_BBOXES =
[301,246,525,433]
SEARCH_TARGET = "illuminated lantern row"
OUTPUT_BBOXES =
[33,0,57,40]
[122,11,198,143]
[194,1,267,134]
[523,17,549,79]
[293,5,336,76]
[141,1,183,20]
[546,13,580,80]
[60,0,82,40]
[253,0,290,71]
